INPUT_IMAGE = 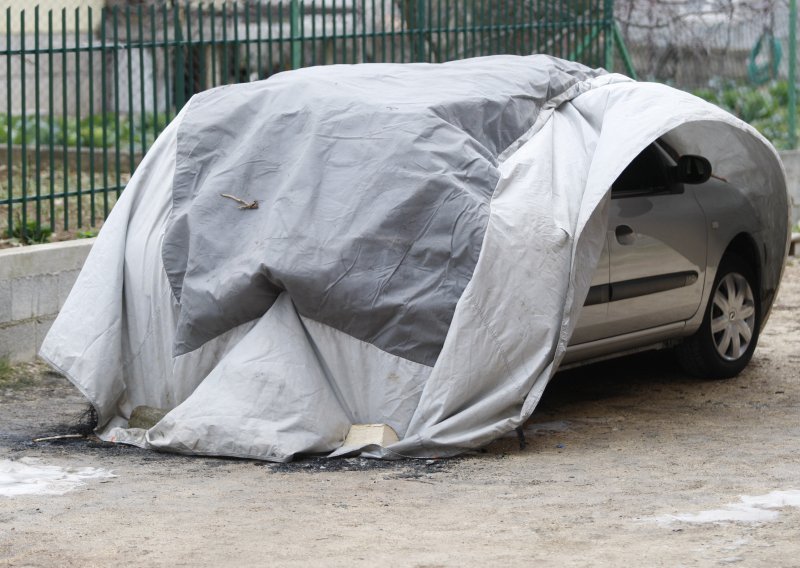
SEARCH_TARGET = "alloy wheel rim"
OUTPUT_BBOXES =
[710,272,756,361]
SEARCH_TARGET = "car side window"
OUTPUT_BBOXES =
[612,143,676,198]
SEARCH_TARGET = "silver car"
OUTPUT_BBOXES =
[564,139,780,379]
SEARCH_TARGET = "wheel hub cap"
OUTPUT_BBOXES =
[711,272,756,362]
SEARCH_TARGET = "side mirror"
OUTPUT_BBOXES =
[676,155,712,184]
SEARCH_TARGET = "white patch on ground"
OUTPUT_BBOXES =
[0,458,115,497]
[654,490,800,525]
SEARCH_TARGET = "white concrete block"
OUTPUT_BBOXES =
[0,238,94,281]
[11,274,59,321]
[0,280,10,324]
[0,320,36,362]
[342,424,400,448]
[35,315,56,352]
[57,269,81,309]
[10,276,35,321]
[0,239,94,362]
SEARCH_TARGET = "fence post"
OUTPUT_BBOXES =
[415,0,425,62]
[613,22,637,79]
[291,0,301,69]
[790,0,797,149]
[173,3,186,110]
[603,0,614,71]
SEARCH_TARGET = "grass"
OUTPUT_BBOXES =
[0,357,11,380]
[0,358,38,390]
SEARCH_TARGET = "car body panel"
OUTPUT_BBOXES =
[564,145,768,368]
[604,187,708,336]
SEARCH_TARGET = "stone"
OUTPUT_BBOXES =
[128,406,169,430]
[342,424,399,449]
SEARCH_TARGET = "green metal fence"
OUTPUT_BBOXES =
[1,0,628,241]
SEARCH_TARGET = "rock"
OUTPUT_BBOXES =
[128,406,168,430]
[342,424,399,448]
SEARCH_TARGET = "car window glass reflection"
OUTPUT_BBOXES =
[612,143,675,196]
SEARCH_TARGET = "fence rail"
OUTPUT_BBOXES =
[1,0,623,241]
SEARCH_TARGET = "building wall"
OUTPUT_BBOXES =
[0,32,104,117]
[0,0,106,34]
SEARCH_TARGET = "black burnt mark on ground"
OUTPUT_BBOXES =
[263,455,461,477]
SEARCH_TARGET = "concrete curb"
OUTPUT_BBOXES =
[0,239,95,362]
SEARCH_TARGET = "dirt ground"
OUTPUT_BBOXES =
[1,260,799,567]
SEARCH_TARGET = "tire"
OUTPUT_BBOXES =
[676,254,761,379]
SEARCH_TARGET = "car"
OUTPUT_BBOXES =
[41,57,790,460]
[564,138,771,379]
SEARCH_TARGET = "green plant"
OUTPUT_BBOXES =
[693,80,798,150]
[0,358,12,383]
[0,358,37,389]
[76,229,99,239]
[0,112,171,151]
[3,220,53,244]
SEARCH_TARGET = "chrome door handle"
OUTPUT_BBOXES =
[615,224,636,245]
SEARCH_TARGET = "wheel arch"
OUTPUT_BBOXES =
[718,231,776,333]
[721,232,762,296]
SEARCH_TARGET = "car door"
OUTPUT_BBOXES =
[603,143,708,337]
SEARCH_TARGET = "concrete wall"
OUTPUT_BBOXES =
[0,239,94,362]
[779,150,800,226]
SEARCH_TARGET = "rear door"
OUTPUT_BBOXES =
[603,143,708,337]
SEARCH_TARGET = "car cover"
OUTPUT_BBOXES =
[40,55,789,461]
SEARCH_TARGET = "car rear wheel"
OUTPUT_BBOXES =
[676,254,760,379]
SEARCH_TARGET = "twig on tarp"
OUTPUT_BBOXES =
[220,193,259,210]
[32,434,85,443]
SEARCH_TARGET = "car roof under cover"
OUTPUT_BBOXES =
[162,55,604,365]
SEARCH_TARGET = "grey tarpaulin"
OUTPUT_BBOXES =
[40,55,788,461]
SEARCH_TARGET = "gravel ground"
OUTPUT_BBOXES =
[1,260,798,567]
